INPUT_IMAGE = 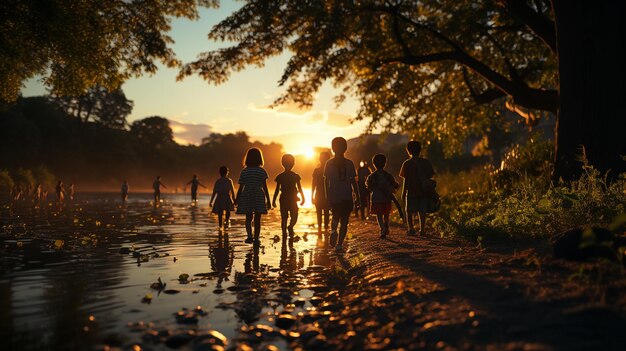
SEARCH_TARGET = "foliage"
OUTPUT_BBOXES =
[433,165,626,242]
[51,86,133,129]
[130,116,175,149]
[0,97,284,190]
[0,169,14,193]
[0,0,218,101]
[32,165,56,189]
[180,0,557,155]
[11,168,35,188]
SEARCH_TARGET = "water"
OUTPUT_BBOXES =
[0,193,338,350]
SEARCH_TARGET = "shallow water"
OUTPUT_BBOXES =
[0,193,339,350]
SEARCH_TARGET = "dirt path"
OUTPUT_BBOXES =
[316,220,626,350]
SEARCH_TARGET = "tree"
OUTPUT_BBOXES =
[130,116,174,149]
[51,86,133,129]
[0,0,218,102]
[180,0,625,180]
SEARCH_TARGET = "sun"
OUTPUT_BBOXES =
[303,146,315,159]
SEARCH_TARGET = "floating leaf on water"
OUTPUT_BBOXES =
[179,273,189,281]
[163,289,180,294]
[54,240,64,249]
[141,294,153,303]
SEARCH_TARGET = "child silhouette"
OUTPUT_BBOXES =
[273,154,305,237]
[311,151,331,232]
[235,148,272,244]
[210,166,236,229]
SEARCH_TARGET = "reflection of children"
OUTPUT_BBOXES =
[55,181,65,205]
[185,174,207,204]
[235,148,272,244]
[68,183,75,201]
[210,166,236,228]
[357,161,372,219]
[400,141,435,236]
[210,231,232,288]
[33,183,43,203]
[152,176,167,207]
[324,137,359,252]
[366,154,400,239]
[121,180,129,202]
[312,151,331,232]
[273,154,305,237]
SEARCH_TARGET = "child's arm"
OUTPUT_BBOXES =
[234,184,243,206]
[200,182,207,189]
[262,179,272,209]
[311,179,316,206]
[351,178,360,207]
[229,179,236,202]
[209,182,217,206]
[296,179,305,206]
[161,181,167,189]
[272,181,280,208]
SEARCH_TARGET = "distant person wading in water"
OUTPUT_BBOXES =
[185,174,207,204]
[121,180,129,202]
[55,180,65,205]
[152,176,167,207]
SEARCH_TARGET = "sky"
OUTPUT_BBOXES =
[22,2,368,156]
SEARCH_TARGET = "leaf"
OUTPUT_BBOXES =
[54,240,64,249]
[179,273,189,281]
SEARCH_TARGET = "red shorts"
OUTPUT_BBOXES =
[370,202,392,215]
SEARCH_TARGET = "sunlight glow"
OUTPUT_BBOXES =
[304,147,315,159]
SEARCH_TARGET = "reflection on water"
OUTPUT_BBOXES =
[0,193,337,350]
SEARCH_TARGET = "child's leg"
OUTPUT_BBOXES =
[324,209,330,230]
[331,208,340,233]
[218,211,223,228]
[253,212,262,240]
[407,212,415,232]
[281,211,288,236]
[245,213,253,238]
[338,211,350,245]
[383,213,390,231]
[225,211,230,227]
[288,208,298,231]
[376,214,385,232]
[418,210,427,235]
[316,207,322,231]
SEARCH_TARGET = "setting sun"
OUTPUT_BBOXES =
[304,146,315,159]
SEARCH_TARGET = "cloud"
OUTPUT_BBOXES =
[248,102,310,116]
[326,112,353,127]
[168,119,213,145]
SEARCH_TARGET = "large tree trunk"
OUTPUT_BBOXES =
[552,0,626,181]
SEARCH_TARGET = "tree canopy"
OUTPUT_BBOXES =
[180,0,558,155]
[51,86,133,129]
[0,0,217,102]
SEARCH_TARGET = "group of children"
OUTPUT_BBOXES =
[11,180,74,205]
[205,137,435,252]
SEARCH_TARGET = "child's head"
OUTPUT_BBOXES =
[193,174,198,179]
[319,151,331,164]
[331,137,347,156]
[219,166,229,177]
[406,140,422,157]
[156,175,161,180]
[244,147,264,167]
[372,154,387,170]
[281,154,295,171]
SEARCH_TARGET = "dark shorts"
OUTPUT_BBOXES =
[406,196,429,214]
[331,200,353,218]
[370,202,392,215]
[280,198,298,215]
[191,191,198,200]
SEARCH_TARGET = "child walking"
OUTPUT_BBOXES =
[235,148,272,244]
[185,174,207,204]
[366,154,400,239]
[210,166,236,229]
[273,154,305,237]
[399,141,435,236]
[324,137,359,252]
[311,151,331,232]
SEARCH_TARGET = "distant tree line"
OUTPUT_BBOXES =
[0,96,283,192]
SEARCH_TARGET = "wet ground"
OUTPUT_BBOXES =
[3,193,626,351]
[0,193,344,351]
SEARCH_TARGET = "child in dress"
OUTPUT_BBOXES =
[366,154,400,239]
[210,166,236,229]
[273,154,305,237]
[235,148,272,244]
[311,151,331,232]
[324,137,359,252]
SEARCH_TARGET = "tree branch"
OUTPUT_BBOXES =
[462,68,506,104]
[500,0,557,54]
